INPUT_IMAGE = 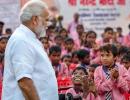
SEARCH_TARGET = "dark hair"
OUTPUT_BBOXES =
[77,49,90,60]
[116,27,122,31]
[76,24,84,29]
[54,34,63,40]
[100,44,118,57]
[86,30,97,38]
[72,67,88,75]
[89,64,99,69]
[0,21,4,26]
[5,28,12,32]
[71,51,78,58]
[49,45,61,55]
[118,46,129,56]
[61,54,71,61]
[64,37,74,44]
[59,28,67,34]
[39,36,49,41]
[0,35,9,41]
[104,27,113,33]
[0,53,4,62]
[128,24,130,29]
[122,53,130,62]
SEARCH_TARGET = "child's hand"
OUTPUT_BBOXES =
[88,81,98,97]
[110,68,119,80]
[81,75,89,92]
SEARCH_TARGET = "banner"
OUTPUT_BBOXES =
[0,0,20,31]
[57,0,130,38]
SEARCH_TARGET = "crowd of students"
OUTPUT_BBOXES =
[0,12,130,100]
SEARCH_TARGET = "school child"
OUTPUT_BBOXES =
[94,44,129,100]
[66,67,98,100]
[77,49,90,69]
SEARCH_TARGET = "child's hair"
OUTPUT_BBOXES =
[0,53,4,63]
[121,53,130,62]
[86,30,97,38]
[99,44,118,57]
[39,36,49,41]
[72,51,78,58]
[0,35,9,41]
[61,54,71,61]
[128,24,130,29]
[118,46,129,56]
[0,21,4,26]
[54,34,63,40]
[76,24,84,30]
[89,64,99,69]
[72,67,88,75]
[104,27,113,33]
[64,37,74,44]
[77,49,90,60]
[49,45,61,55]
[59,28,67,34]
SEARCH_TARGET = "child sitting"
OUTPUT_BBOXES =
[66,67,98,100]
[94,43,129,100]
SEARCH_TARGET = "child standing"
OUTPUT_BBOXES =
[94,44,129,100]
[122,53,130,93]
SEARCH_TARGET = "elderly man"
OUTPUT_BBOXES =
[2,0,58,100]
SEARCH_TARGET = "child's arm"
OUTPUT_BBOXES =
[113,67,129,93]
[94,67,113,94]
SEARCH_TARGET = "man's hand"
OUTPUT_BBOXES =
[18,77,40,100]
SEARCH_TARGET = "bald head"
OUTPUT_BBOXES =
[20,0,48,23]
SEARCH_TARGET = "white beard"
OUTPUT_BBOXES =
[35,25,46,37]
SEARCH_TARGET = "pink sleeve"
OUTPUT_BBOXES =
[123,35,130,47]
[94,67,113,94]
[128,69,130,90]
[115,66,129,93]
[83,93,100,100]
[116,76,129,93]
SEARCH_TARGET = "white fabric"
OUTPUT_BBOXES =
[2,24,58,100]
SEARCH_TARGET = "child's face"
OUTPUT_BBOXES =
[63,57,71,66]
[65,41,74,51]
[72,54,79,64]
[81,33,86,41]
[82,55,90,65]
[55,37,63,46]
[49,51,61,65]
[72,69,86,85]
[100,51,115,67]
[41,39,49,49]
[61,30,67,38]
[122,60,130,70]
[0,39,8,52]
[86,33,96,43]
[76,26,84,34]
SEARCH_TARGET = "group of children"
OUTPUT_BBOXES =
[0,17,130,100]
[47,42,130,100]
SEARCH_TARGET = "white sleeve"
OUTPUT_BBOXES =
[11,40,35,81]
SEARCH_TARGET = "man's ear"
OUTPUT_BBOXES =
[31,16,38,25]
